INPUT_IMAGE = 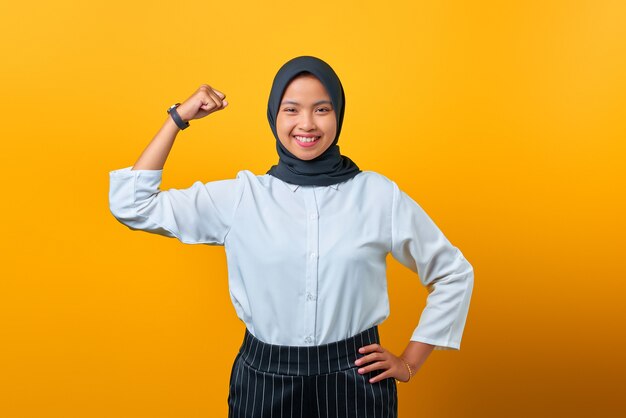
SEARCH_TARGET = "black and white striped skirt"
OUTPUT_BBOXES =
[228,325,398,418]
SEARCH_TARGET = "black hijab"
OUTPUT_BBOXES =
[266,56,361,187]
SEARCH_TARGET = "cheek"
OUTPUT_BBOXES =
[277,124,291,141]
[275,121,292,147]
[276,117,293,134]
[324,121,337,138]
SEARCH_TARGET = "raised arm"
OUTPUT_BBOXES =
[109,85,244,246]
[132,84,228,170]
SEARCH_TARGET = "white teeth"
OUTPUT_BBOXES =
[295,136,319,143]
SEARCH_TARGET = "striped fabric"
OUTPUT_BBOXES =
[228,325,398,418]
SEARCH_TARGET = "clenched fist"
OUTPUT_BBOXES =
[175,84,228,123]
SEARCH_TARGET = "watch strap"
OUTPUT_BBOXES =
[167,103,190,130]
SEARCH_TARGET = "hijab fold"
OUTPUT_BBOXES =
[266,56,361,187]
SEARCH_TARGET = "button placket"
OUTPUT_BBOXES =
[302,188,319,345]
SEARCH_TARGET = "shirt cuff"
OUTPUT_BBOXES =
[410,335,461,351]
[109,165,163,176]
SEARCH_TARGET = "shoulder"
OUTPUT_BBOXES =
[351,170,397,192]
[233,169,279,191]
[341,170,398,210]
[236,170,262,181]
[357,170,394,183]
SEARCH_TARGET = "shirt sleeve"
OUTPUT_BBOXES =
[108,166,244,246]
[390,181,474,350]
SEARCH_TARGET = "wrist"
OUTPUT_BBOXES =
[404,357,419,374]
[400,340,434,376]
[176,105,191,122]
[164,114,182,132]
[395,356,414,383]
[167,103,190,130]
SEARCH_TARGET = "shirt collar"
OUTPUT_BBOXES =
[285,181,340,192]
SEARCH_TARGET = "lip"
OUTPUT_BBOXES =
[293,135,321,148]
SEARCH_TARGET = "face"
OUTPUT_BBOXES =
[276,74,337,161]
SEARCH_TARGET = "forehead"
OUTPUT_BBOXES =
[281,74,331,103]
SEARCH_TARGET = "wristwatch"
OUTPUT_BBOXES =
[167,103,190,130]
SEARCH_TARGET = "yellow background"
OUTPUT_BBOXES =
[1,0,625,417]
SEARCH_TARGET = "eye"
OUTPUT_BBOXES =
[283,107,296,113]
[317,107,331,113]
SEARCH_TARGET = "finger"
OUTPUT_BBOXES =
[207,88,226,109]
[197,84,225,104]
[358,343,383,354]
[199,84,226,101]
[354,352,386,366]
[197,84,213,98]
[199,84,224,97]
[199,99,216,111]
[205,88,221,105]
[368,369,393,384]
[357,360,388,375]
[211,88,226,99]
[200,91,220,111]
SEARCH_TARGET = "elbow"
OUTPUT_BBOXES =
[108,180,148,226]
[456,247,474,282]
[466,264,474,295]
[108,191,142,227]
[464,258,474,279]
[460,257,474,290]
[109,201,135,226]
[457,260,474,309]
[437,254,474,293]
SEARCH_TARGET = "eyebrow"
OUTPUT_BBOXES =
[280,100,333,106]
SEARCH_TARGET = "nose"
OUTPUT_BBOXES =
[299,111,316,130]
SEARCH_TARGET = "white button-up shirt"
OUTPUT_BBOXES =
[108,166,474,350]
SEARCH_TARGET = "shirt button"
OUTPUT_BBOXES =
[304,336,312,343]
[306,292,317,301]
[309,213,318,220]
[310,252,316,259]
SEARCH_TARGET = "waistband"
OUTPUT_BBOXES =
[238,326,381,376]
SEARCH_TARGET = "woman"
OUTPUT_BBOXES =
[109,55,474,417]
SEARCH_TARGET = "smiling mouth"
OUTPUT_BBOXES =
[294,135,320,143]
[293,135,321,148]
